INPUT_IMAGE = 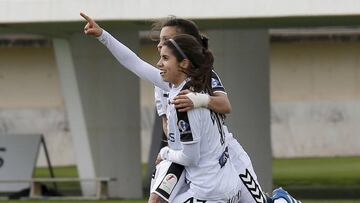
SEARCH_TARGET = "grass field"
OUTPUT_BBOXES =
[273,156,360,186]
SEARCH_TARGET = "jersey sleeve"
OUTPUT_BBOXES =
[164,141,200,166]
[154,86,169,117]
[97,30,170,92]
[211,70,226,94]
[175,108,202,144]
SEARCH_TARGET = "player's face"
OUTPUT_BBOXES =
[157,26,178,52]
[157,46,186,85]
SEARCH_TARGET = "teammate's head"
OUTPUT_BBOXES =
[157,34,213,94]
[153,16,209,52]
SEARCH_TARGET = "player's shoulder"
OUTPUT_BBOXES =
[210,69,226,92]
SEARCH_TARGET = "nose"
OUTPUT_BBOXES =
[156,59,162,68]
[157,43,162,52]
[157,40,164,52]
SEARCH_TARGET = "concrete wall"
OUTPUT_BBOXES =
[0,46,75,166]
[139,44,158,163]
[0,47,62,108]
[271,41,360,157]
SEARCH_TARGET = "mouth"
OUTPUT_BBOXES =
[160,70,166,76]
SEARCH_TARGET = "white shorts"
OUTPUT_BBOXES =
[150,160,188,202]
[170,167,266,203]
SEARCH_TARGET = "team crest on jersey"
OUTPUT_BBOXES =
[211,78,221,88]
[178,120,190,134]
[159,173,178,194]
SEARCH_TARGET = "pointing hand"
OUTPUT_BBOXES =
[80,12,103,37]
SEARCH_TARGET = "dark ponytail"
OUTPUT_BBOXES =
[200,35,209,49]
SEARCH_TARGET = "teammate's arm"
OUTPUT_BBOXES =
[172,90,231,113]
[161,115,168,136]
[208,92,232,113]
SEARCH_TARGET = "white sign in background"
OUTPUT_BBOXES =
[0,134,41,192]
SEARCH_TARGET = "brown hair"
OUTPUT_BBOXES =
[164,34,213,95]
[152,16,209,49]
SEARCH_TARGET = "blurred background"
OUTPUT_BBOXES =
[0,0,359,202]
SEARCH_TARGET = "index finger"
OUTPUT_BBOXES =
[80,12,94,23]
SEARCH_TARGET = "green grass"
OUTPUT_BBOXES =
[34,166,78,178]
[31,156,360,201]
[33,166,80,194]
[273,156,360,187]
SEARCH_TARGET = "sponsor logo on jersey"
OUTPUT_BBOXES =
[211,78,221,88]
[218,146,229,168]
[178,120,191,134]
[159,173,178,194]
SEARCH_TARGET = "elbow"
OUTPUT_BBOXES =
[220,101,232,114]
[211,93,232,114]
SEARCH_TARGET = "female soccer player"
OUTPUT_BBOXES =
[154,34,241,202]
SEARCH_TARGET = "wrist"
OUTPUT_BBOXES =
[159,146,169,160]
[186,92,210,108]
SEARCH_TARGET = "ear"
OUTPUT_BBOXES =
[179,59,190,69]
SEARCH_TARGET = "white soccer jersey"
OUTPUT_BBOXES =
[154,70,226,117]
[154,86,169,117]
[164,80,240,201]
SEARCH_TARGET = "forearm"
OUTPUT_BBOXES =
[207,93,231,114]
[161,115,168,136]
[97,30,170,91]
[160,142,200,166]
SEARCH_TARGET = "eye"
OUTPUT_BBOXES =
[160,37,168,42]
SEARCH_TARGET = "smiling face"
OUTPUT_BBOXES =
[157,45,187,86]
[157,26,178,52]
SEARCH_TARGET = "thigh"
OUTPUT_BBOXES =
[150,160,186,202]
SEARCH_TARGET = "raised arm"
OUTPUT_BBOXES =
[80,12,170,91]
